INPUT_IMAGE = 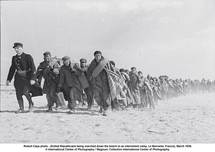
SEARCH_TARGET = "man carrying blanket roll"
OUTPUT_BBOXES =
[87,50,130,115]
[87,51,112,116]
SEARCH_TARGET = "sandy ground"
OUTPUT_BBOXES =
[0,86,215,143]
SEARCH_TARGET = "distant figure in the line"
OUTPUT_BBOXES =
[6,42,36,113]
[128,67,141,108]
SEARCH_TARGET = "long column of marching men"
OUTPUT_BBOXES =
[6,42,215,116]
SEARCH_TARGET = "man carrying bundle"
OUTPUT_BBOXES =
[35,51,62,111]
[138,71,146,107]
[87,51,111,116]
[120,68,134,107]
[143,78,154,109]
[128,67,141,108]
[43,59,61,111]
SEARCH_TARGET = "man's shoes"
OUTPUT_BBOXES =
[87,105,92,110]
[28,107,33,112]
[29,104,34,112]
[46,108,53,112]
[99,107,103,113]
[102,111,107,116]
[15,109,24,113]
[68,103,75,110]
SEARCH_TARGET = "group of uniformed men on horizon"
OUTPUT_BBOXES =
[6,42,215,116]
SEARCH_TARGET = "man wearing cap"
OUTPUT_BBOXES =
[6,42,36,113]
[35,52,63,111]
[76,58,93,109]
[58,56,82,111]
[87,51,111,116]
[43,60,61,111]
[35,51,51,92]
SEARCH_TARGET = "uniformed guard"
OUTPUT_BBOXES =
[6,42,36,113]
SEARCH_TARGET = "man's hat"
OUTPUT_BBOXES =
[80,58,87,63]
[131,67,136,70]
[94,50,102,56]
[119,68,125,72]
[110,60,115,66]
[62,56,70,61]
[43,51,51,56]
[13,42,23,48]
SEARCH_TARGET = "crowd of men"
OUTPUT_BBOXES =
[6,42,215,116]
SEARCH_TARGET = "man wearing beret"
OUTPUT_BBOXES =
[6,42,36,113]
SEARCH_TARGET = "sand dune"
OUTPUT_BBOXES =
[0,87,215,143]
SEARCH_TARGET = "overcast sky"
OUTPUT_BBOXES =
[1,0,215,84]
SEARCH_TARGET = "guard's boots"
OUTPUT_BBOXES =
[25,94,34,112]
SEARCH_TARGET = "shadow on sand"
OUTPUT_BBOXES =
[33,109,99,116]
[0,110,31,114]
[0,107,100,116]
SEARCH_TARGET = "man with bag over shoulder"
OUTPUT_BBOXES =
[6,42,36,113]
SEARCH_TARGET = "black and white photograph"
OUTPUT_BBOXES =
[0,0,215,151]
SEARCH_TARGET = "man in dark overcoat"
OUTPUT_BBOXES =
[43,62,61,111]
[35,51,61,111]
[6,42,36,113]
[87,51,111,116]
[58,56,82,111]
[75,58,93,109]
[35,51,51,93]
